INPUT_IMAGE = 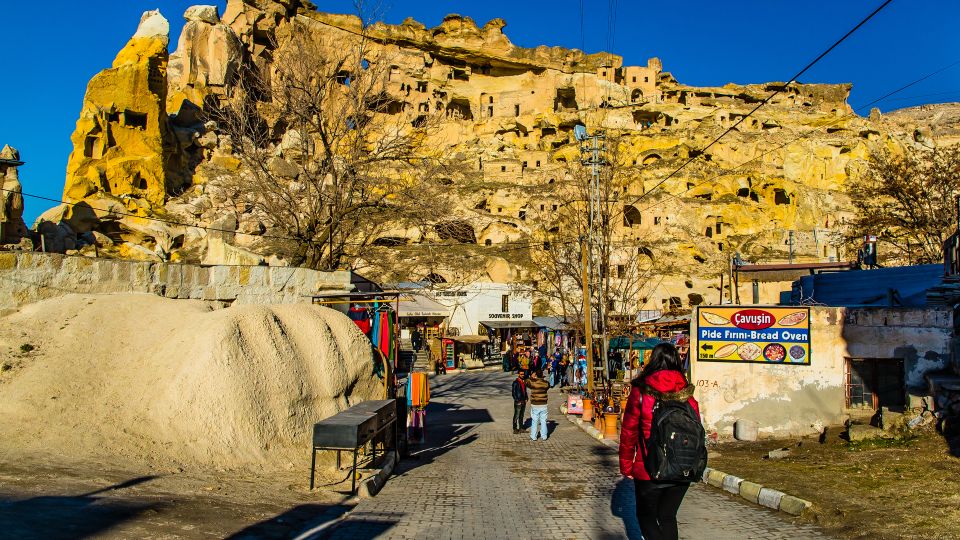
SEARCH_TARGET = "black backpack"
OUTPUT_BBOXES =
[643,398,707,482]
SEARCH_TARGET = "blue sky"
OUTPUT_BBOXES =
[1,1,958,223]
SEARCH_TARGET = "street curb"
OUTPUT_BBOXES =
[358,450,398,498]
[700,466,812,516]
[561,405,813,517]
[564,412,618,448]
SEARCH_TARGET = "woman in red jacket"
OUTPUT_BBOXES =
[618,343,700,540]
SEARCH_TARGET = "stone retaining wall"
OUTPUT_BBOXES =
[0,252,353,311]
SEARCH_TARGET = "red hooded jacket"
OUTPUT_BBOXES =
[618,370,700,480]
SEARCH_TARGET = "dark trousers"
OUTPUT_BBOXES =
[513,401,526,431]
[634,480,689,540]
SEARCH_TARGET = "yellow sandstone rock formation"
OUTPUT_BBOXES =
[47,1,958,311]
[63,10,173,208]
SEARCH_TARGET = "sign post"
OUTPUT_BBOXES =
[695,306,811,365]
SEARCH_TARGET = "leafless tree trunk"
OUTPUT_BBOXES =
[209,8,458,271]
[844,145,960,265]
[521,136,656,340]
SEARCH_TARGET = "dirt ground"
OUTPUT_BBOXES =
[0,452,370,539]
[709,427,960,540]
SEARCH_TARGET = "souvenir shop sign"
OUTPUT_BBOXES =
[696,306,811,365]
[488,313,525,319]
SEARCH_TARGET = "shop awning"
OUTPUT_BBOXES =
[446,335,490,345]
[480,320,540,330]
[533,316,572,331]
[609,336,662,350]
[397,294,449,318]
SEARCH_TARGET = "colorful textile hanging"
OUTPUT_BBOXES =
[408,408,426,443]
[406,373,430,407]
[348,304,370,334]
[406,373,429,444]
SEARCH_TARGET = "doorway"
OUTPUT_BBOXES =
[845,358,906,410]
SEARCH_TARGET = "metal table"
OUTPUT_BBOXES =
[310,400,398,494]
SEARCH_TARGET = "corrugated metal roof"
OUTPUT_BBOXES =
[533,316,571,330]
[788,264,943,307]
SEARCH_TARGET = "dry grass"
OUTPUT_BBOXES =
[709,428,960,539]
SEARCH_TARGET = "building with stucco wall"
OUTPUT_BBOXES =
[428,282,533,337]
[690,305,952,438]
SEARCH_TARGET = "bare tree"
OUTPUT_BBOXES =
[210,14,457,271]
[521,136,656,340]
[844,145,960,265]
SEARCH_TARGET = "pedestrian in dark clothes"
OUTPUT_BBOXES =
[411,328,422,352]
[511,372,528,433]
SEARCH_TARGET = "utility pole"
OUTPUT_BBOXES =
[580,238,594,393]
[578,129,608,392]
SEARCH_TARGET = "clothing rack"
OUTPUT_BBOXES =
[311,292,402,399]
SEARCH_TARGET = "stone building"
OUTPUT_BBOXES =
[691,265,955,437]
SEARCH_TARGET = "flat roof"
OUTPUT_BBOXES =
[737,262,856,272]
[480,320,539,329]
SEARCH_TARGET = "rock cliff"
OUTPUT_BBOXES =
[43,1,958,311]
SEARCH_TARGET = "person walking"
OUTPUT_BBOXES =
[527,369,550,441]
[618,343,705,540]
[411,327,422,353]
[511,371,528,434]
[550,350,561,388]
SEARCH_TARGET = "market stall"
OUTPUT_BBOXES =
[444,334,493,370]
[608,335,662,380]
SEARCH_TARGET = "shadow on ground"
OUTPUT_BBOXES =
[0,476,160,540]
[611,478,642,540]
[393,372,505,477]
[228,503,352,539]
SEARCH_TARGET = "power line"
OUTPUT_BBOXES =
[617,0,895,214]
[629,57,960,219]
[879,89,960,103]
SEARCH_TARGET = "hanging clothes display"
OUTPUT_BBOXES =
[348,304,371,334]
[406,373,430,443]
[363,305,399,383]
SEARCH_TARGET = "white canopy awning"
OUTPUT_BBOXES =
[398,294,450,318]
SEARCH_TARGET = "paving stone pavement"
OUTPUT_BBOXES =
[323,371,829,540]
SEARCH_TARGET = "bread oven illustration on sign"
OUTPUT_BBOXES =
[696,307,811,365]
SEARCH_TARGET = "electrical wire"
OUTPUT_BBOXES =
[5,0,906,266]
[616,0,896,215]
[628,57,960,220]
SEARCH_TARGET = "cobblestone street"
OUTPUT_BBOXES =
[324,371,828,540]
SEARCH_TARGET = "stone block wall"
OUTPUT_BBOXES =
[0,252,353,311]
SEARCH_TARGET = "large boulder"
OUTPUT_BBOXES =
[203,236,266,266]
[63,10,173,207]
[167,4,244,111]
[0,293,379,470]
[848,424,897,442]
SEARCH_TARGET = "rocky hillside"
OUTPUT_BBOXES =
[34,0,951,312]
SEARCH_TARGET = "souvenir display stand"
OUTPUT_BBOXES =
[406,372,430,443]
